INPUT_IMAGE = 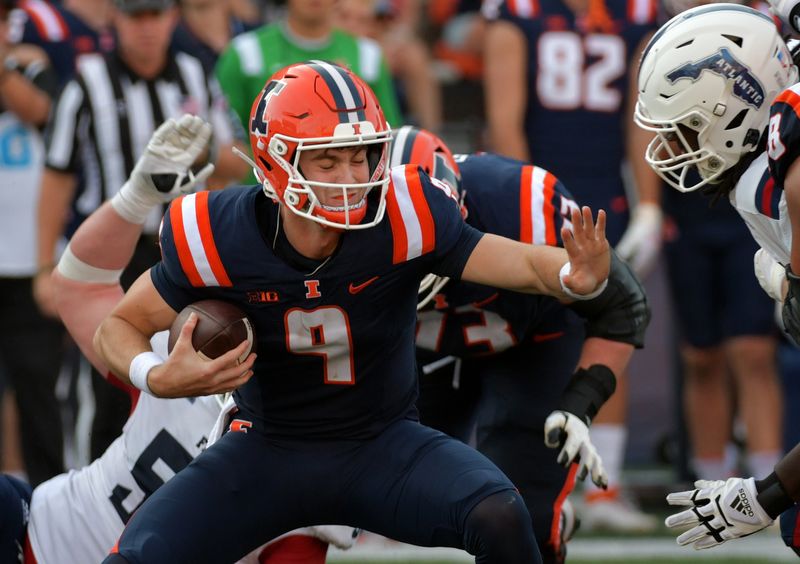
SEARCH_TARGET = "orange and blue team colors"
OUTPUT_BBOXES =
[414,152,590,562]
[768,85,800,210]
[416,152,580,358]
[15,0,115,86]
[155,164,480,439]
[484,0,657,244]
[108,162,545,563]
[169,191,233,288]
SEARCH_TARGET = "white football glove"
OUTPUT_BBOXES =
[769,0,800,35]
[615,203,663,278]
[111,114,215,224]
[665,477,774,550]
[754,248,787,303]
[544,410,608,489]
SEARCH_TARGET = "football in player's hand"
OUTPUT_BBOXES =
[167,300,255,364]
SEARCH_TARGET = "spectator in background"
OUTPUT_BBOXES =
[427,0,485,82]
[170,0,257,74]
[35,0,246,458]
[0,0,65,486]
[482,0,660,532]
[9,0,116,475]
[216,0,402,137]
[335,0,442,132]
[8,0,114,87]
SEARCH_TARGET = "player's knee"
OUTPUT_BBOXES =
[463,489,542,564]
[681,346,724,379]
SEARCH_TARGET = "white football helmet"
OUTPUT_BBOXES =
[634,4,797,192]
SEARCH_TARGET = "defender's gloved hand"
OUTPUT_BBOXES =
[544,410,608,489]
[615,203,663,278]
[112,114,214,224]
[665,477,773,550]
[754,248,786,302]
[782,265,800,343]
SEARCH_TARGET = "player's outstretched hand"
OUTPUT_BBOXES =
[148,312,255,398]
[782,266,800,343]
[753,248,786,302]
[561,206,610,297]
[112,114,215,224]
[544,410,608,489]
[665,477,773,550]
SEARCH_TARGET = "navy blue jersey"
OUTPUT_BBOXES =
[10,0,115,88]
[483,0,656,197]
[151,166,482,440]
[416,153,580,357]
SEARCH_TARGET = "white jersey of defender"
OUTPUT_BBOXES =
[28,332,222,564]
[730,151,792,264]
[26,332,358,563]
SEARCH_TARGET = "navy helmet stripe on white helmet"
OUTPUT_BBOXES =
[308,60,367,123]
[640,3,772,74]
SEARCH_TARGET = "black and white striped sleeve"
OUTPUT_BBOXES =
[44,77,87,172]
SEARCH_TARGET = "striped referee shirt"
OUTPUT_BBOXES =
[45,50,241,232]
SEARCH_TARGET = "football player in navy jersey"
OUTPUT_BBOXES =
[10,0,114,88]
[94,61,611,564]
[391,127,650,563]
[481,0,662,529]
[635,3,800,552]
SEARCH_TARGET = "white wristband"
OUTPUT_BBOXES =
[129,351,162,395]
[559,261,608,300]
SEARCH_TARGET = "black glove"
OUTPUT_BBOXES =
[782,265,800,343]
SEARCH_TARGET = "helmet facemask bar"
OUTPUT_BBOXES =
[271,130,392,230]
[417,274,450,311]
[634,101,724,192]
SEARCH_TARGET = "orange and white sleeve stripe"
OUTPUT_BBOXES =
[627,0,656,24]
[168,192,232,287]
[519,166,558,246]
[774,85,800,118]
[386,165,436,264]
[507,0,539,18]
[20,0,68,41]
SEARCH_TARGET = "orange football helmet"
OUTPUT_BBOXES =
[389,126,466,309]
[245,61,392,229]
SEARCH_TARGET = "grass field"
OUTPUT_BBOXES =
[327,530,796,563]
[331,561,787,564]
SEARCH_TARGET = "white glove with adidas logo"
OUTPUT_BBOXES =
[665,477,774,550]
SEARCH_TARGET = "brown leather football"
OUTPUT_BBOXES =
[167,300,255,363]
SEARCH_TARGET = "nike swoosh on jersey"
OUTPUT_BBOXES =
[348,276,380,294]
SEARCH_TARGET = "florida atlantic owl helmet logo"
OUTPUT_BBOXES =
[244,61,392,229]
[389,126,466,309]
[634,4,797,192]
